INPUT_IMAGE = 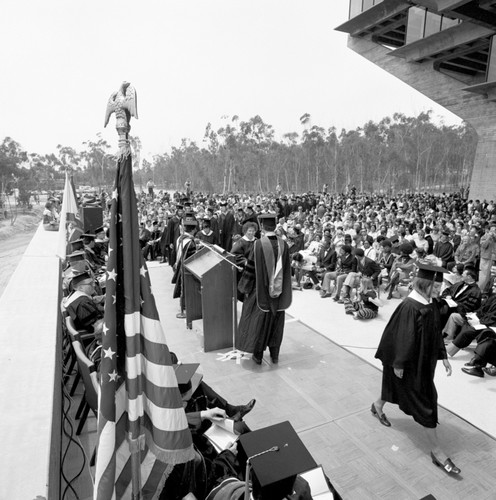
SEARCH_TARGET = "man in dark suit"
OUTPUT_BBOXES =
[441,267,482,338]
[316,239,337,274]
[339,248,382,302]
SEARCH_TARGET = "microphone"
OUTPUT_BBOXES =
[244,446,280,500]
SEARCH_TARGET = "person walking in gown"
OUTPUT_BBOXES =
[372,263,461,475]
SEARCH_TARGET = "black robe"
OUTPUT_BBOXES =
[172,235,197,300]
[162,216,182,266]
[375,295,447,428]
[64,291,102,331]
[236,235,292,356]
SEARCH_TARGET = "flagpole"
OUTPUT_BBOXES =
[130,450,142,500]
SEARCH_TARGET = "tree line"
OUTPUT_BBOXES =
[0,111,477,203]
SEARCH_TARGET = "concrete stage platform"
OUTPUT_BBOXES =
[148,261,496,500]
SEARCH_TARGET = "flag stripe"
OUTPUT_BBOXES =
[127,395,191,432]
[126,354,179,389]
[127,375,183,408]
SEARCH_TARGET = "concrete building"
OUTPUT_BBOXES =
[337,0,496,201]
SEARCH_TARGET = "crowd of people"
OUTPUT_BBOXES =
[54,183,496,496]
[57,185,496,373]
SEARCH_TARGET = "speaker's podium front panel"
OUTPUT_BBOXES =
[184,246,237,352]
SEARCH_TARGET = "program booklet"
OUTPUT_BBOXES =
[300,465,334,499]
[204,418,237,453]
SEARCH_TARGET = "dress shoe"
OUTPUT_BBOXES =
[332,295,340,302]
[232,399,256,421]
[233,421,251,435]
[431,452,461,475]
[314,285,321,291]
[483,366,496,376]
[337,298,345,304]
[461,366,484,378]
[271,356,279,364]
[370,403,391,427]
[321,292,332,298]
[176,312,186,319]
[252,354,263,365]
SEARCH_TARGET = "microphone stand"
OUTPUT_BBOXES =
[244,446,279,500]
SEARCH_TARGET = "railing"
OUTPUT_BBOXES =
[0,224,63,499]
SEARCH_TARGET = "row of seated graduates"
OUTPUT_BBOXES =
[61,230,109,369]
[60,234,108,450]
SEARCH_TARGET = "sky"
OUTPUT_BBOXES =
[0,0,462,163]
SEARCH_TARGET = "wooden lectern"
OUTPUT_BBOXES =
[183,245,238,352]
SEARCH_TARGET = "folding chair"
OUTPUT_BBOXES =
[70,336,99,436]
[64,316,95,396]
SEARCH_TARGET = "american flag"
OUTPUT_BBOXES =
[93,155,194,500]
[56,171,81,260]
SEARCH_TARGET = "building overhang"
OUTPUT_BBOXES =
[335,0,410,37]
[462,81,496,100]
[389,22,495,62]
[413,0,472,13]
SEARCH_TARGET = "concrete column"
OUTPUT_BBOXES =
[348,36,496,201]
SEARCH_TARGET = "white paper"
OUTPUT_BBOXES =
[204,419,237,453]
[300,466,334,500]
[473,323,488,330]
[444,297,457,308]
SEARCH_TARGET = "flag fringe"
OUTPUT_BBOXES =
[128,430,196,465]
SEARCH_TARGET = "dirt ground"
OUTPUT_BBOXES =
[0,206,44,298]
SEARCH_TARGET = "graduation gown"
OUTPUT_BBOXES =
[219,211,236,251]
[236,235,292,355]
[162,216,182,266]
[64,290,102,331]
[375,293,447,428]
[172,234,197,300]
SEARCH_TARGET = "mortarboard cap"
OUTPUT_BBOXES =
[219,201,227,207]
[176,204,184,211]
[67,239,84,253]
[416,263,449,283]
[238,421,317,500]
[94,226,105,234]
[389,235,399,244]
[173,363,199,394]
[81,233,96,240]
[258,213,277,230]
[70,271,93,289]
[66,250,86,263]
[182,215,197,227]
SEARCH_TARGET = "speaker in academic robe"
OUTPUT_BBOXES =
[80,206,103,233]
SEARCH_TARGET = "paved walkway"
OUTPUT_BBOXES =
[287,286,496,439]
[149,261,496,500]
